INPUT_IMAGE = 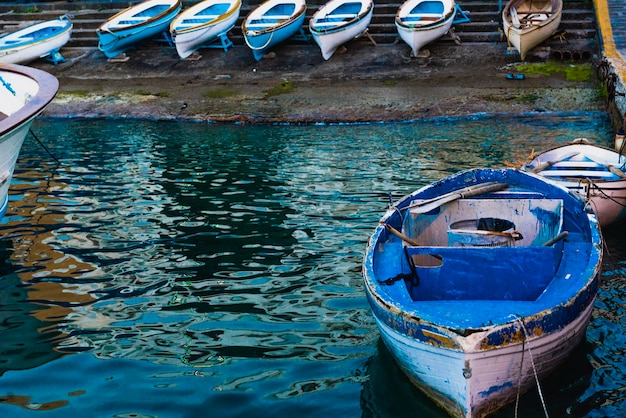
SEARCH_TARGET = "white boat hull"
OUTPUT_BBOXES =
[0,122,29,217]
[0,64,58,219]
[0,18,72,65]
[524,139,626,227]
[374,300,593,417]
[396,17,454,56]
[395,0,456,57]
[170,0,241,59]
[309,0,374,60]
[502,0,562,60]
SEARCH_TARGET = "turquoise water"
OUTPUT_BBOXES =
[0,113,623,417]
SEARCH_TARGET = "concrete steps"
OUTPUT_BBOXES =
[0,0,598,52]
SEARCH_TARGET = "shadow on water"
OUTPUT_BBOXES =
[0,113,624,417]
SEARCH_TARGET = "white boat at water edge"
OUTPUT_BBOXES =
[309,0,374,60]
[170,0,241,59]
[0,64,58,219]
[97,0,182,59]
[0,16,72,65]
[523,138,626,227]
[502,0,562,60]
[395,0,456,57]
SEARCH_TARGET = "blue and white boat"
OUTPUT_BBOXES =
[97,0,182,59]
[170,0,241,59]
[395,0,456,57]
[0,64,58,219]
[0,16,72,65]
[523,138,626,228]
[309,0,374,60]
[363,168,602,417]
[242,0,307,61]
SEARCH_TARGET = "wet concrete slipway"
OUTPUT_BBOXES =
[0,0,623,128]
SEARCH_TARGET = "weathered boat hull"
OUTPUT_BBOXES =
[363,168,602,417]
[243,0,307,61]
[97,0,182,59]
[309,0,374,60]
[0,17,72,64]
[502,0,562,60]
[395,0,456,57]
[371,298,594,417]
[0,64,59,219]
[524,139,626,227]
[170,0,241,59]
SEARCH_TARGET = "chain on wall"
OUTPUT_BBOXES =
[597,59,626,102]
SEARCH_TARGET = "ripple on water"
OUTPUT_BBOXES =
[1,114,623,417]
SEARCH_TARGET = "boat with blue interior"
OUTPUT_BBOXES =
[363,167,602,417]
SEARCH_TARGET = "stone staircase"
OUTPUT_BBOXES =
[0,0,598,52]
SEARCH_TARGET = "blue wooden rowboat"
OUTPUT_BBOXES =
[242,0,307,61]
[170,0,242,59]
[0,16,72,65]
[309,0,374,60]
[362,168,602,418]
[0,64,58,219]
[97,0,182,59]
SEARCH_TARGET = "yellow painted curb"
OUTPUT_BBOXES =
[594,0,626,81]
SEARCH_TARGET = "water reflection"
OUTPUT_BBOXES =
[0,113,623,417]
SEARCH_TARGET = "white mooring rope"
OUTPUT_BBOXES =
[513,315,550,418]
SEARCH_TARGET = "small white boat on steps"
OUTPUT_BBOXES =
[395,0,456,57]
[242,0,307,61]
[309,0,374,60]
[0,16,72,65]
[170,0,241,59]
[502,0,563,60]
[97,0,182,59]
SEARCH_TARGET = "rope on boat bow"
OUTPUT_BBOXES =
[512,315,550,418]
[29,129,60,165]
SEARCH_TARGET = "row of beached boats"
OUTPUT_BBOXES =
[0,0,562,64]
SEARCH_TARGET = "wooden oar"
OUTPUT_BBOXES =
[409,182,509,214]
[575,153,626,178]
[406,182,502,211]
[542,231,568,246]
[531,152,579,173]
[383,223,419,246]
[606,164,626,178]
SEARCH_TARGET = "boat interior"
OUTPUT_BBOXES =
[177,5,232,28]
[247,4,297,27]
[398,196,566,301]
[113,5,171,27]
[399,1,445,24]
[0,21,67,46]
[313,3,363,26]
[509,0,554,27]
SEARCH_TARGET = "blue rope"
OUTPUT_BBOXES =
[0,75,16,96]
